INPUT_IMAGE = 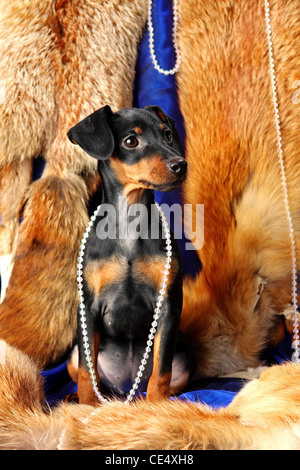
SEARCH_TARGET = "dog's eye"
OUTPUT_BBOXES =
[164,129,173,143]
[124,135,139,148]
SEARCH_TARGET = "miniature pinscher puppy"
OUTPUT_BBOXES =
[68,105,190,405]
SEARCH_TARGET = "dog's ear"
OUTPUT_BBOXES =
[145,105,184,153]
[144,105,177,128]
[67,105,114,160]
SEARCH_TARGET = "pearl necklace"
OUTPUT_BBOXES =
[265,0,299,363]
[76,201,172,404]
[147,0,181,75]
[58,201,172,450]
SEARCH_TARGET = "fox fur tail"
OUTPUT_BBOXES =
[0,340,299,450]
[0,174,89,368]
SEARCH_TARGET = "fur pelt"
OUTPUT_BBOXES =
[0,341,299,450]
[0,0,147,174]
[0,0,147,362]
[0,0,147,284]
[0,175,89,367]
[178,0,300,377]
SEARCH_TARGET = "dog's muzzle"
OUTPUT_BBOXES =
[167,158,187,178]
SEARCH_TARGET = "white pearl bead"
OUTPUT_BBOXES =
[147,0,181,75]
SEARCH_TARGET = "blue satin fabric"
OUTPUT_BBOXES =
[42,328,293,408]
[40,0,294,409]
[133,1,202,279]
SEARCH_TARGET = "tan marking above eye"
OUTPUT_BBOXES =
[134,127,142,135]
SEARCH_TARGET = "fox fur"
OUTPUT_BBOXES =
[0,340,299,450]
[0,0,147,288]
[177,0,300,377]
[0,175,89,367]
[0,0,147,362]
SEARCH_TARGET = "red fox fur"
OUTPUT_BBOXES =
[178,0,300,377]
[0,0,147,290]
[0,341,299,450]
[0,175,89,367]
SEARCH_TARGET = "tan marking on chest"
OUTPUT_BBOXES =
[84,254,178,295]
[133,255,179,292]
[84,256,128,294]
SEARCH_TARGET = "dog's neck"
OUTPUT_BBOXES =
[98,160,155,207]
[97,160,157,245]
[97,160,159,248]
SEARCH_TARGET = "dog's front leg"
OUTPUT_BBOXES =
[146,306,180,402]
[77,314,101,406]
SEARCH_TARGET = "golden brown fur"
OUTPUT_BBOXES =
[0,0,147,278]
[0,341,299,450]
[178,0,300,377]
[0,175,89,367]
[0,0,147,362]
[0,0,146,174]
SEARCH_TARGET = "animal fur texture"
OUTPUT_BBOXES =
[0,175,89,367]
[178,0,300,377]
[0,0,147,363]
[0,0,147,288]
[0,340,299,450]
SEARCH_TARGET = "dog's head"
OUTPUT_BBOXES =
[68,105,187,195]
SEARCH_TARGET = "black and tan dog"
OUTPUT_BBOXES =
[67,105,190,405]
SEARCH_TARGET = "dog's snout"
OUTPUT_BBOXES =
[167,158,187,177]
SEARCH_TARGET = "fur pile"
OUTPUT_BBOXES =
[0,0,147,296]
[177,0,300,377]
[0,341,299,450]
[0,0,147,365]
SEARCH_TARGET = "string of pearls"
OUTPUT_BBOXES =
[76,201,172,404]
[264,0,299,363]
[57,201,172,449]
[77,204,108,403]
[147,0,181,75]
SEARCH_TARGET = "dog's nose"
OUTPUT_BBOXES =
[167,158,187,177]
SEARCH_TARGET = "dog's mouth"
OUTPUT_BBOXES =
[139,173,187,192]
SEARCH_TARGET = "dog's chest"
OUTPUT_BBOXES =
[84,251,171,301]
[84,248,172,330]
